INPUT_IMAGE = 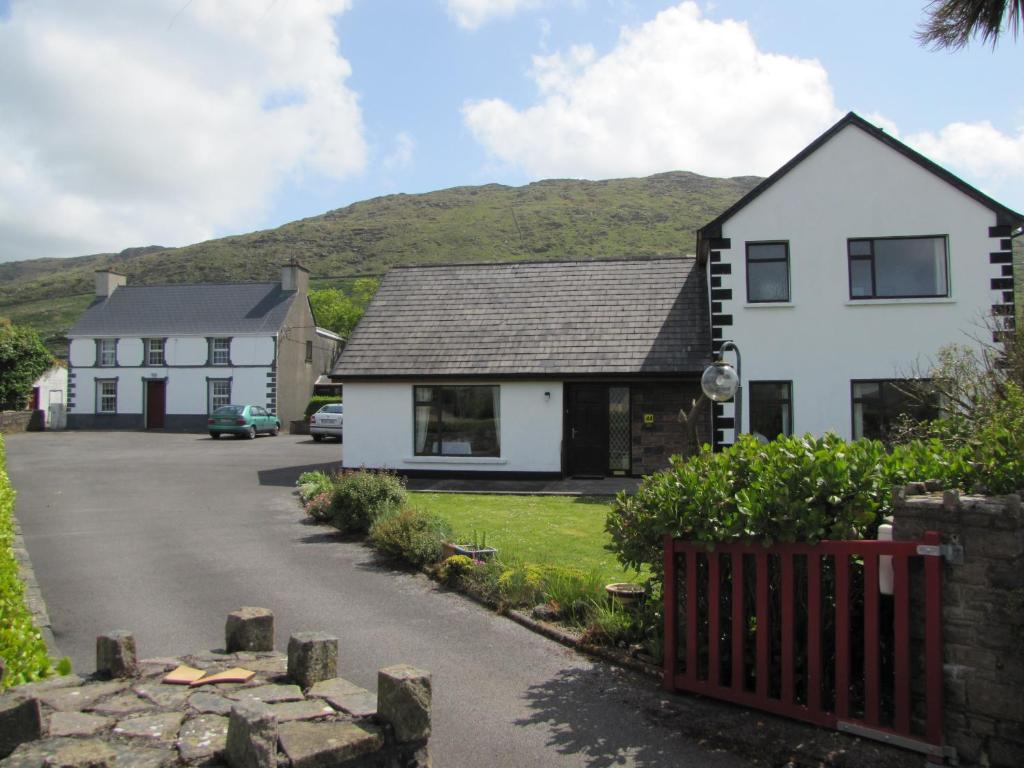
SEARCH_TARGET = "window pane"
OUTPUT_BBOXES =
[608,386,630,471]
[748,261,789,301]
[212,338,230,365]
[874,238,947,297]
[852,379,938,440]
[747,243,787,261]
[414,386,500,457]
[849,240,872,256]
[749,382,792,439]
[849,258,873,298]
[99,339,116,366]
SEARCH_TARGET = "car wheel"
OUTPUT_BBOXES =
[246,426,257,440]
[312,434,323,442]
[210,432,220,440]
[270,423,280,436]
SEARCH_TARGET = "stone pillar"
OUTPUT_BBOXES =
[287,633,337,689]
[892,488,1024,767]
[377,664,431,766]
[226,701,278,768]
[95,631,137,678]
[226,608,275,653]
[0,697,42,759]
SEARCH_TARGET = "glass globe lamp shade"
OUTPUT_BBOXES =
[701,361,739,402]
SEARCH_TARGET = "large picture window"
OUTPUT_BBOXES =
[851,380,940,440]
[848,236,948,299]
[746,242,790,302]
[749,381,792,439]
[414,385,500,457]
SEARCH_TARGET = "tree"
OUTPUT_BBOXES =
[308,278,379,339]
[0,320,54,410]
[918,0,1023,49]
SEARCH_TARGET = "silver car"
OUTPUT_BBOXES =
[310,403,343,441]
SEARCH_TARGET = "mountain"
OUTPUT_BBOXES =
[0,171,761,356]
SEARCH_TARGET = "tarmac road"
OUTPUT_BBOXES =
[6,431,746,767]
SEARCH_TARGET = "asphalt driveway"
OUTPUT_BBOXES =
[6,431,745,767]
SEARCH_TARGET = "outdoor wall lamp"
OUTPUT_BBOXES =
[544,391,551,401]
[700,340,742,435]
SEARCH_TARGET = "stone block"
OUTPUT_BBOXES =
[287,634,337,689]
[377,665,431,743]
[42,739,117,768]
[111,713,184,745]
[0,696,43,758]
[47,712,113,738]
[96,632,138,679]
[277,721,383,768]
[177,714,228,762]
[226,701,278,768]
[227,685,304,705]
[226,608,275,653]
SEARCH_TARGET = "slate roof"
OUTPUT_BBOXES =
[67,282,298,337]
[332,257,709,379]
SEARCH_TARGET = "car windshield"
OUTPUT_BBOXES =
[319,404,343,414]
[213,405,245,416]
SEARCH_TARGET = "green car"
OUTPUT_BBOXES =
[208,404,281,440]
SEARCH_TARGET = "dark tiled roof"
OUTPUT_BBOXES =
[68,283,298,336]
[332,258,709,378]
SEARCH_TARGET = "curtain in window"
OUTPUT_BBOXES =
[415,404,431,454]
[490,386,501,455]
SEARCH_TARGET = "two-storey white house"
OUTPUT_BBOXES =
[698,112,1023,447]
[66,262,341,431]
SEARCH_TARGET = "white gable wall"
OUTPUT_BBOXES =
[343,381,563,473]
[712,123,1006,441]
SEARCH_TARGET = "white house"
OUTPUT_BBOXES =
[332,258,711,478]
[697,112,1023,446]
[30,366,68,429]
[66,262,342,431]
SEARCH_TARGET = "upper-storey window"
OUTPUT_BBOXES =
[848,236,948,299]
[145,338,165,366]
[210,338,231,366]
[98,339,117,367]
[746,242,790,302]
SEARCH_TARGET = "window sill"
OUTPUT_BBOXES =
[743,302,795,309]
[845,297,955,307]
[403,456,507,465]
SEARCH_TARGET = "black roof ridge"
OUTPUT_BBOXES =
[113,280,283,289]
[698,111,1024,242]
[389,255,694,271]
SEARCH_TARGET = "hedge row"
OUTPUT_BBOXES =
[0,435,56,688]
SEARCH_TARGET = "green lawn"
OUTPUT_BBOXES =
[409,492,641,584]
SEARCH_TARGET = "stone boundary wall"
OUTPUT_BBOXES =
[892,488,1024,767]
[0,412,37,435]
[0,608,431,768]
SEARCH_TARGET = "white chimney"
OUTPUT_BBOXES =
[95,269,127,298]
[281,260,309,294]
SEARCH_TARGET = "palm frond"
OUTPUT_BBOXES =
[917,0,1024,49]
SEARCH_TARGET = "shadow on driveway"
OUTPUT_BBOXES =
[257,462,341,487]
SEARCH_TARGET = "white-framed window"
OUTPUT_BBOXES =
[211,338,231,366]
[98,339,117,367]
[208,379,232,412]
[96,380,117,413]
[145,338,165,366]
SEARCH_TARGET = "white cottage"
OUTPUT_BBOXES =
[697,112,1023,446]
[66,262,342,431]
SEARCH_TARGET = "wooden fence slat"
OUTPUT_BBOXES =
[807,553,822,714]
[708,552,721,686]
[835,553,850,719]
[864,553,880,725]
[731,552,744,693]
[662,534,676,690]
[755,551,769,700]
[686,549,698,681]
[893,553,910,734]
[781,553,795,705]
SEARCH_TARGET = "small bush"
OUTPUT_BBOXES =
[438,555,475,585]
[542,565,605,625]
[305,396,342,421]
[582,600,635,646]
[296,470,333,503]
[304,491,333,523]
[497,562,546,607]
[330,470,407,534]
[368,507,453,567]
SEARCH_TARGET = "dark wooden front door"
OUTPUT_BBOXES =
[145,380,166,429]
[566,384,608,477]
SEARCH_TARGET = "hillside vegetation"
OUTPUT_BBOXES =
[0,171,760,355]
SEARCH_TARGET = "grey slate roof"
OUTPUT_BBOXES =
[68,282,298,337]
[332,257,709,379]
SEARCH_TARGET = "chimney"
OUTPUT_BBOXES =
[281,260,309,294]
[95,269,127,298]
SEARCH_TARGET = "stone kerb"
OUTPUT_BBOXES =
[892,487,1024,768]
[0,608,431,768]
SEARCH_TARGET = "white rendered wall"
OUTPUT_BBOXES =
[118,338,143,366]
[344,381,564,473]
[68,339,94,367]
[232,337,275,366]
[713,124,1005,441]
[168,338,207,366]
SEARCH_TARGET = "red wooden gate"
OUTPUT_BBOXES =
[663,532,947,763]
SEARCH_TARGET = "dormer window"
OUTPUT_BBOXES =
[145,338,165,366]
[210,338,231,366]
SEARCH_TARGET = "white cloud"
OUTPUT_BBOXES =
[463,2,841,179]
[906,121,1024,185]
[0,0,366,261]
[383,132,416,171]
[445,0,545,30]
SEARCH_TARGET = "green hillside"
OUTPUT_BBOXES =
[0,171,761,356]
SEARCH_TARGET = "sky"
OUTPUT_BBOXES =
[0,0,1022,263]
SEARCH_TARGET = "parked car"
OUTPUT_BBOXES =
[309,403,343,442]
[208,404,281,439]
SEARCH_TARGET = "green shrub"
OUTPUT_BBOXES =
[438,554,475,585]
[304,491,334,522]
[496,561,546,607]
[0,436,58,688]
[329,470,407,534]
[305,396,342,421]
[368,507,453,567]
[542,565,605,625]
[296,470,334,503]
[582,600,635,646]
